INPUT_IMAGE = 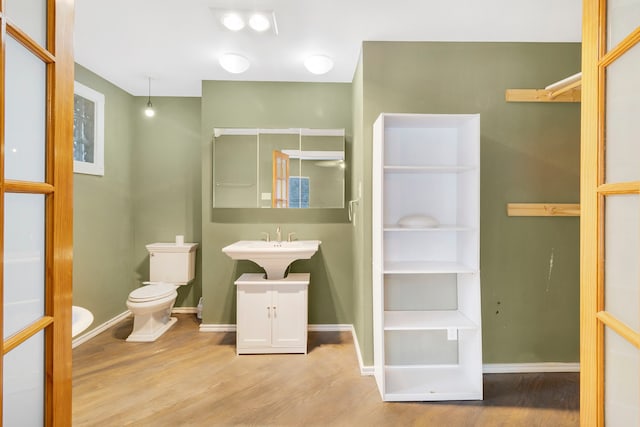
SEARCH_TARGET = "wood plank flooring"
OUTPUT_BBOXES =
[73,314,578,426]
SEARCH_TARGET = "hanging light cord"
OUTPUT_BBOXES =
[144,77,155,117]
[147,77,153,107]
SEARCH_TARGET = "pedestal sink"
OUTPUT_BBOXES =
[222,240,321,279]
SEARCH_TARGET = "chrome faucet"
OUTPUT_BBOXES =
[261,232,270,242]
[275,226,282,242]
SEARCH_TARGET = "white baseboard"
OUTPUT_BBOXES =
[351,325,375,376]
[199,324,236,332]
[308,324,353,332]
[172,306,197,314]
[483,362,580,373]
[72,310,131,348]
[198,323,353,333]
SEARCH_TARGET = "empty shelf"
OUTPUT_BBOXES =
[384,310,478,330]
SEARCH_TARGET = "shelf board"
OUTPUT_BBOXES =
[507,203,580,217]
[384,165,476,173]
[384,310,478,331]
[383,261,477,274]
[384,225,476,232]
[383,366,483,401]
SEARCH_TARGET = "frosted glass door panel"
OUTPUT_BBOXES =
[607,0,640,51]
[5,0,47,47]
[604,195,640,331]
[3,194,45,337]
[2,331,44,426]
[605,42,640,183]
[604,329,640,427]
[4,36,47,182]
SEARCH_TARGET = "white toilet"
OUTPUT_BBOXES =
[126,242,198,342]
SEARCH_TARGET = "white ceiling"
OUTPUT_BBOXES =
[74,0,582,97]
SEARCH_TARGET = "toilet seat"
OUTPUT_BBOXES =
[128,283,176,303]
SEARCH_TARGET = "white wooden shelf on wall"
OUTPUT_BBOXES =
[505,72,582,103]
[372,113,483,402]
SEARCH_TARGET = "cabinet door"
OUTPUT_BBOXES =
[271,285,307,348]
[236,286,271,348]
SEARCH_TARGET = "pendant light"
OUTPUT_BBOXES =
[144,77,155,117]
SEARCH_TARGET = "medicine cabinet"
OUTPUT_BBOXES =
[213,128,345,209]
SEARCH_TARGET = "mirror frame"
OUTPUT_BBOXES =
[212,127,346,210]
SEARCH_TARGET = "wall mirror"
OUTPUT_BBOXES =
[213,128,345,208]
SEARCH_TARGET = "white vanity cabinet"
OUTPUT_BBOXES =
[235,273,309,354]
[372,113,482,401]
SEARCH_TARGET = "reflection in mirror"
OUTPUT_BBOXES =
[213,128,345,208]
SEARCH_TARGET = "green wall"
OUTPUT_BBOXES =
[353,42,581,365]
[73,65,202,326]
[132,97,202,307]
[351,55,368,360]
[73,64,136,326]
[200,81,354,326]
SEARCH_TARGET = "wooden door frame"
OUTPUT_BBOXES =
[272,150,289,208]
[0,1,75,425]
[581,0,640,425]
[579,0,600,423]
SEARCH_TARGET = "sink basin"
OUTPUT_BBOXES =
[222,240,321,280]
[72,306,94,337]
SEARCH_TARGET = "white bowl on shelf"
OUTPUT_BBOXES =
[397,214,439,229]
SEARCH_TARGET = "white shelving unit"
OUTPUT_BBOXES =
[372,113,482,401]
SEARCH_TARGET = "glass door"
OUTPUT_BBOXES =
[581,1,640,425]
[1,1,74,425]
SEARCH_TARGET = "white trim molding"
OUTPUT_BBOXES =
[351,325,374,376]
[308,324,352,332]
[72,310,131,348]
[199,324,236,332]
[482,363,580,374]
[172,306,198,314]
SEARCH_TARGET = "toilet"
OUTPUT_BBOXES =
[126,242,198,342]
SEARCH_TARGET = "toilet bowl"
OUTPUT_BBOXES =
[126,283,178,342]
[125,242,198,342]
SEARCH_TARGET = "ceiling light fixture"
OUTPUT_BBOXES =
[212,8,278,35]
[304,55,334,75]
[221,12,245,31]
[219,53,250,74]
[144,77,155,117]
[248,13,270,32]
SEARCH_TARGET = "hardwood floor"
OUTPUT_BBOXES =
[73,314,578,426]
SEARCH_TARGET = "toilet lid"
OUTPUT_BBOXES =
[129,283,176,302]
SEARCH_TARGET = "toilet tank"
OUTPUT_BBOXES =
[146,242,198,285]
